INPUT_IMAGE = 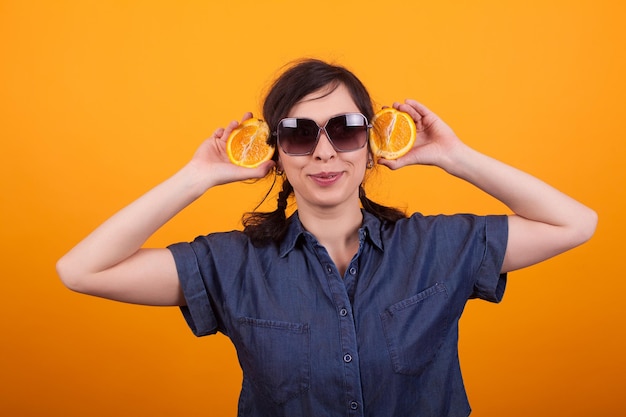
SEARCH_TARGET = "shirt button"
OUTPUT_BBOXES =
[349,267,357,275]
[326,264,333,274]
[350,401,359,410]
[339,308,348,317]
[343,353,352,363]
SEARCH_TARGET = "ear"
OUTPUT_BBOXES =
[276,158,284,175]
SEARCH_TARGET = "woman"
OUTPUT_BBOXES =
[57,59,597,416]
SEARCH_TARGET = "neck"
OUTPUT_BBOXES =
[296,200,363,277]
[297,202,363,245]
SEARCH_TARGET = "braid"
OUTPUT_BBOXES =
[243,179,294,245]
[276,180,291,214]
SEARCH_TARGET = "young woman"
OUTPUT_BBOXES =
[57,59,597,416]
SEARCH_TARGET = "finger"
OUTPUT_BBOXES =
[394,101,422,124]
[375,157,401,171]
[219,120,240,141]
[212,127,226,139]
[240,160,276,179]
[404,99,434,117]
[241,112,253,122]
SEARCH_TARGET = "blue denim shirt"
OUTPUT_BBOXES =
[168,211,508,417]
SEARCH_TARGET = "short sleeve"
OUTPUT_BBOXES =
[471,215,508,302]
[168,240,219,337]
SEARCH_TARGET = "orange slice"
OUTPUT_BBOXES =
[226,118,274,168]
[369,108,416,160]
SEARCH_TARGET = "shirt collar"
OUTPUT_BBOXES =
[279,210,384,257]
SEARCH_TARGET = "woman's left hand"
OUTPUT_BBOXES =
[376,99,463,171]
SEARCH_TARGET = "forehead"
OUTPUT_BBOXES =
[287,83,360,122]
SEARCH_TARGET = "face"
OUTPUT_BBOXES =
[278,83,370,213]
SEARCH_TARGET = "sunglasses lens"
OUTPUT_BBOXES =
[277,118,319,155]
[277,113,369,155]
[325,114,368,151]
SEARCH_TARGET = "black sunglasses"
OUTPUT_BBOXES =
[276,113,371,156]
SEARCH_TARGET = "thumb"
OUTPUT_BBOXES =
[376,158,401,170]
[245,160,277,179]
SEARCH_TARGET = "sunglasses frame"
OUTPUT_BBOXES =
[275,112,371,156]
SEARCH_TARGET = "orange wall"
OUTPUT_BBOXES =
[1,1,625,416]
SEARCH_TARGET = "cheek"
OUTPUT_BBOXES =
[277,153,305,181]
[352,149,371,171]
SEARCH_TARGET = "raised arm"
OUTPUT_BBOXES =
[56,115,275,305]
[378,100,597,273]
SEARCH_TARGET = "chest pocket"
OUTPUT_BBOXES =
[380,282,450,375]
[235,317,310,405]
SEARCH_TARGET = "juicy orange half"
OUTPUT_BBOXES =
[226,118,274,168]
[369,108,416,160]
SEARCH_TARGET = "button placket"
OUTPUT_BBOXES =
[307,234,365,416]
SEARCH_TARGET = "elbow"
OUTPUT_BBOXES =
[56,255,86,294]
[573,206,598,246]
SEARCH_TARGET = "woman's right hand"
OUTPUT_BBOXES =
[188,113,276,189]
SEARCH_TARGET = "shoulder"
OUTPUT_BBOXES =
[168,230,286,281]
[168,230,256,261]
[397,212,507,230]
[380,212,508,246]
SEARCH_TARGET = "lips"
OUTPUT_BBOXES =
[309,172,343,186]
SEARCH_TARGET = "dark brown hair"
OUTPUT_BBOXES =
[243,59,405,245]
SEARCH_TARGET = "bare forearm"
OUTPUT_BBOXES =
[57,163,210,278]
[443,143,597,271]
[444,144,593,228]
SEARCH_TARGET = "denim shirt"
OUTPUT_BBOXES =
[168,211,508,417]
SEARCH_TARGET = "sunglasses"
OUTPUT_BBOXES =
[276,113,371,156]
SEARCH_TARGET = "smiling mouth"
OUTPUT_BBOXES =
[310,172,343,185]
[313,173,339,179]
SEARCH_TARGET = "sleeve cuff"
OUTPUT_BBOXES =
[472,215,509,303]
[168,242,218,336]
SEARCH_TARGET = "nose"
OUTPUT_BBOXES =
[312,129,337,161]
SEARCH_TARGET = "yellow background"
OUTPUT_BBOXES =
[1,1,624,415]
